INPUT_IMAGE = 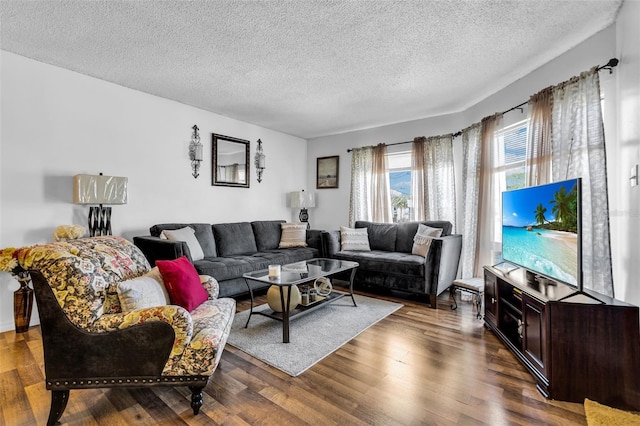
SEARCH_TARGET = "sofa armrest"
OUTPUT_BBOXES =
[92,305,194,362]
[321,230,341,258]
[200,275,220,299]
[429,234,462,297]
[31,270,181,379]
[133,236,192,266]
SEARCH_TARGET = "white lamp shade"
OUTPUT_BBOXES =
[73,174,128,205]
[289,191,315,208]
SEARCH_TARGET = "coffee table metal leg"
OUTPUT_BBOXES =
[244,278,255,328]
[348,268,358,307]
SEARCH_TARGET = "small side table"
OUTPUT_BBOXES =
[450,277,484,319]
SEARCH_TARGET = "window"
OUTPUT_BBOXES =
[488,119,528,247]
[495,120,527,191]
[387,150,412,223]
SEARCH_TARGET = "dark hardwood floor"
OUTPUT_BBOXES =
[1,289,587,425]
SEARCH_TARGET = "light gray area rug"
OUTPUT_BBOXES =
[227,294,403,376]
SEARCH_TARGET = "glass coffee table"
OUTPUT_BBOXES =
[243,258,359,343]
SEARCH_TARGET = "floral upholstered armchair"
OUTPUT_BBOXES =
[16,236,236,426]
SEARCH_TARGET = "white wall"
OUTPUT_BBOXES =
[307,23,640,307]
[0,51,308,331]
[612,0,640,305]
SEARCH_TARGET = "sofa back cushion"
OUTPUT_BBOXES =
[213,222,258,256]
[251,220,285,251]
[150,223,217,258]
[354,221,397,252]
[395,221,452,253]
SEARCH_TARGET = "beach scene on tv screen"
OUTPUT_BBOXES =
[502,180,579,285]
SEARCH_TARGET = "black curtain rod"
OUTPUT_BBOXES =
[346,58,619,153]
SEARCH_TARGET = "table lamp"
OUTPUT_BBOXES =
[289,190,315,228]
[73,173,128,236]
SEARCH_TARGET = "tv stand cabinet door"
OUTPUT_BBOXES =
[484,272,498,328]
[522,294,548,380]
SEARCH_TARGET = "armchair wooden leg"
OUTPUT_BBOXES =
[429,294,438,309]
[189,386,204,415]
[47,390,69,426]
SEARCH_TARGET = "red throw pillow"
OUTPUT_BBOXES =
[156,256,208,312]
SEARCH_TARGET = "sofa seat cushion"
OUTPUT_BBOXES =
[168,297,236,376]
[194,257,258,281]
[263,247,319,264]
[194,248,320,281]
[333,250,425,277]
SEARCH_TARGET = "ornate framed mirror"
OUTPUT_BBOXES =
[212,134,250,188]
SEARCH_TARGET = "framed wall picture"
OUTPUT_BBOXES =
[317,155,339,189]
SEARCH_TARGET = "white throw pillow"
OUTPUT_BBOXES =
[340,226,371,251]
[117,267,171,312]
[412,224,443,257]
[278,223,308,248]
[160,227,205,261]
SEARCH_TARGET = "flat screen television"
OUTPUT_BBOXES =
[501,178,582,291]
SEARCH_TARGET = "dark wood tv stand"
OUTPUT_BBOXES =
[484,265,640,410]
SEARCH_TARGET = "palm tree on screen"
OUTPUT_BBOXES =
[534,203,548,225]
[550,184,578,232]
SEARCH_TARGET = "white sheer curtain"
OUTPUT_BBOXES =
[424,134,456,223]
[348,144,392,226]
[411,135,456,224]
[411,137,426,221]
[526,87,553,186]
[475,114,504,277]
[551,68,613,296]
[460,123,482,278]
[348,146,373,226]
[371,144,392,223]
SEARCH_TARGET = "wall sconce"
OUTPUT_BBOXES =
[254,138,266,183]
[289,190,315,228]
[189,124,203,178]
[73,173,128,237]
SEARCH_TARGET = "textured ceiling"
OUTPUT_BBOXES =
[0,1,622,139]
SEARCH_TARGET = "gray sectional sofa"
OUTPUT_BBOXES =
[133,220,322,297]
[322,220,462,308]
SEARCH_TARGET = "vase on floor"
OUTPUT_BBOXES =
[14,275,34,333]
[266,285,301,313]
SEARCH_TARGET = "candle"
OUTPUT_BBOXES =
[268,264,280,278]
